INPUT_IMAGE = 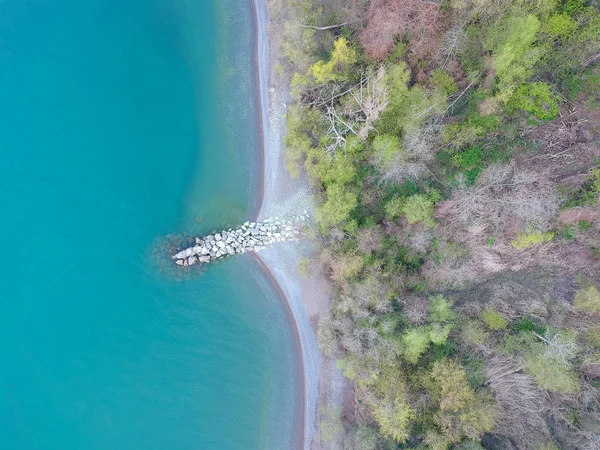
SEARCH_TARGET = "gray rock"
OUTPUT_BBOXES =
[176,259,184,266]
[188,256,197,265]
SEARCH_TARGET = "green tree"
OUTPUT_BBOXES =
[523,345,580,392]
[402,194,436,228]
[385,197,405,220]
[316,183,357,230]
[429,295,456,322]
[284,104,320,177]
[430,324,453,345]
[485,14,543,100]
[371,134,405,172]
[402,327,432,363]
[369,365,415,442]
[308,37,357,84]
[377,63,411,133]
[430,360,497,443]
[542,13,578,39]
[371,400,414,443]
[305,148,357,186]
[510,82,560,119]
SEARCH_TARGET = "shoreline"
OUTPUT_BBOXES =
[249,1,311,449]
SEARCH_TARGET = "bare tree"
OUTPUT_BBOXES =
[439,163,559,234]
[534,330,579,366]
[347,66,389,139]
[359,0,444,60]
[486,356,550,448]
[438,26,467,67]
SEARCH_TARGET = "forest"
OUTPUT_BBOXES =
[275,0,600,448]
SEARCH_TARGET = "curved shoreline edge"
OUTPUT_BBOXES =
[250,0,318,449]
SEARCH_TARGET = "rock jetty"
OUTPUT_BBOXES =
[172,213,310,267]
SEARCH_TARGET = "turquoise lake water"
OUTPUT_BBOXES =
[0,0,301,448]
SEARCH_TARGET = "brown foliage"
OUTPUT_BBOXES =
[359,0,444,60]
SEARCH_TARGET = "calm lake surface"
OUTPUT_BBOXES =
[0,0,301,448]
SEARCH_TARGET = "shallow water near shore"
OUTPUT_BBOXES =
[0,0,300,448]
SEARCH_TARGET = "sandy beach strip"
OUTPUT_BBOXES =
[250,0,318,448]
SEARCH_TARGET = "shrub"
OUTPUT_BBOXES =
[402,194,435,228]
[337,353,376,383]
[512,317,545,335]
[510,82,560,120]
[330,252,364,282]
[317,316,337,357]
[452,145,483,170]
[454,441,485,450]
[482,308,508,330]
[511,231,554,249]
[573,285,600,313]
[537,443,560,450]
[344,426,383,450]
[460,321,488,345]
[586,328,600,349]
[320,405,343,443]
[297,256,311,278]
